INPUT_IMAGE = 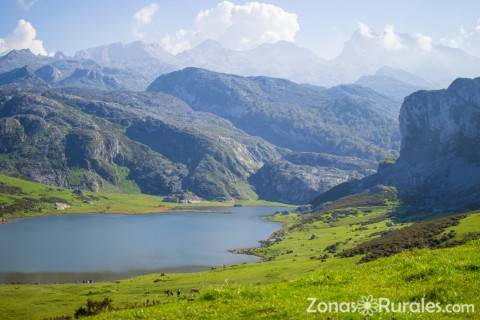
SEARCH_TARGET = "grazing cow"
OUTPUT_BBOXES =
[190,288,200,294]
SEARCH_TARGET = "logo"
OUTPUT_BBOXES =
[356,295,379,316]
[306,295,475,315]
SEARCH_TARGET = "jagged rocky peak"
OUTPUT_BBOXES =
[3,49,36,59]
[0,49,53,74]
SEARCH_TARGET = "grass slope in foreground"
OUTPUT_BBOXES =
[0,174,287,221]
[0,189,479,319]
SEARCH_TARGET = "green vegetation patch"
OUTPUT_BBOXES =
[0,182,22,195]
[340,215,464,262]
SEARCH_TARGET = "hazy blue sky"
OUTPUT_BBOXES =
[1,0,480,58]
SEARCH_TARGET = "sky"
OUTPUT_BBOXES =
[1,0,480,58]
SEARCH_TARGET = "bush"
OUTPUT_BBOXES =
[340,215,464,262]
[74,298,113,318]
[0,198,40,214]
[0,182,22,195]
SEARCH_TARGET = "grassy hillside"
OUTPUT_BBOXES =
[0,174,287,221]
[1,195,478,319]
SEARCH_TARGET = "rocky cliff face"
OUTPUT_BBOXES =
[389,77,480,207]
[399,78,480,162]
[312,77,480,210]
[0,91,187,193]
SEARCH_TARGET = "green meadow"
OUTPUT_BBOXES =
[0,174,287,222]
[0,174,478,320]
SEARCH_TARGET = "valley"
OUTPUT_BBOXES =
[0,189,478,319]
[0,62,389,203]
[1,4,480,319]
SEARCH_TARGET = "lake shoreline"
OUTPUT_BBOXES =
[0,206,287,284]
[1,201,293,224]
[228,211,292,261]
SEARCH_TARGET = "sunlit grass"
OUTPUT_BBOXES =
[1,200,478,319]
[0,174,290,221]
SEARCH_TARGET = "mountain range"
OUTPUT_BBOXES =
[1,27,480,207]
[0,64,395,203]
[4,25,480,100]
[72,27,480,90]
[147,67,399,160]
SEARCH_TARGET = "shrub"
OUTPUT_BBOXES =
[0,182,22,195]
[340,215,464,262]
[0,198,40,214]
[74,298,113,318]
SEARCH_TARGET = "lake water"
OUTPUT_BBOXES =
[0,206,285,283]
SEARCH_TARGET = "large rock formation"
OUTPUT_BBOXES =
[312,77,480,210]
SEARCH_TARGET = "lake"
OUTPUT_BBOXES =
[0,206,285,283]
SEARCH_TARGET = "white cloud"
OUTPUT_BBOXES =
[356,22,405,51]
[447,39,460,48]
[382,24,402,50]
[16,0,38,10]
[133,3,159,39]
[160,1,300,53]
[0,39,6,52]
[0,19,47,55]
[444,21,480,57]
[358,22,374,38]
[416,33,432,51]
[441,27,468,49]
[161,29,191,54]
